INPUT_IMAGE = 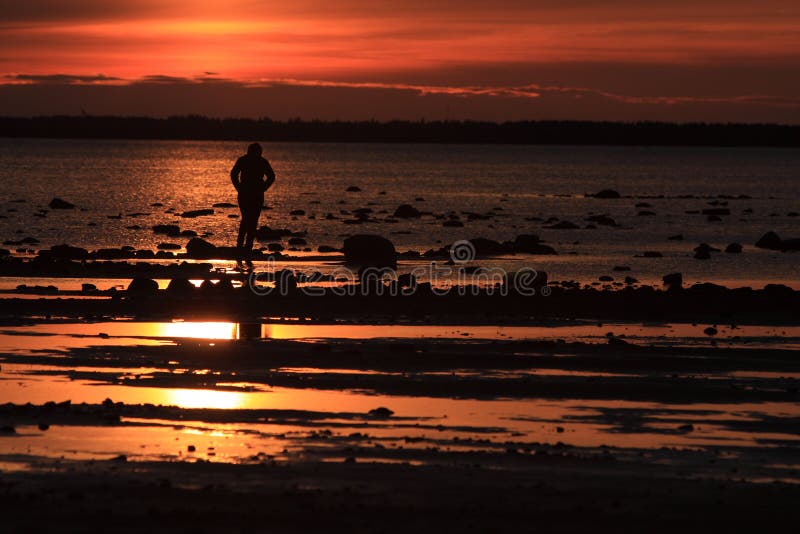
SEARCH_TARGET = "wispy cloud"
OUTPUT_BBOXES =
[6,73,800,110]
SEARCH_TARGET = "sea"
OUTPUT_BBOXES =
[1,138,799,288]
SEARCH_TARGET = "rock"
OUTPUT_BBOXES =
[317,245,339,253]
[613,266,630,271]
[467,238,512,256]
[152,224,181,236]
[755,231,800,251]
[45,244,89,260]
[586,215,617,226]
[663,272,683,291]
[678,424,695,432]
[49,197,75,209]
[346,186,361,192]
[127,278,159,295]
[255,226,293,240]
[275,270,298,293]
[94,248,129,260]
[512,234,557,255]
[638,210,656,216]
[290,209,305,216]
[442,220,464,227]
[694,248,711,260]
[288,237,307,246]
[186,237,216,258]
[599,275,614,282]
[725,243,743,253]
[180,230,198,237]
[544,221,580,230]
[166,278,195,295]
[640,251,662,258]
[343,235,397,267]
[755,231,782,250]
[368,407,394,418]
[267,243,284,252]
[702,208,730,216]
[704,327,718,336]
[81,283,97,292]
[212,202,236,208]
[216,278,235,293]
[398,273,417,287]
[589,189,621,199]
[393,204,421,218]
[180,209,214,218]
[504,270,548,292]
[157,243,182,250]
[624,276,638,285]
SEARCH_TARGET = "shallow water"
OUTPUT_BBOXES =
[1,319,799,467]
[2,320,799,349]
[2,139,799,287]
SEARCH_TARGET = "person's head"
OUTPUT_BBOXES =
[247,142,263,157]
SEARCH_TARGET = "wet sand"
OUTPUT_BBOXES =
[1,309,799,532]
[1,259,799,531]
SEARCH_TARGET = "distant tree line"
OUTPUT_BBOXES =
[0,115,798,146]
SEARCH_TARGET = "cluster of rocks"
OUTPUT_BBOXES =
[341,233,558,267]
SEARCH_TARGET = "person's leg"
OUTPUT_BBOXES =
[244,204,260,252]
[236,195,248,251]
[243,195,263,253]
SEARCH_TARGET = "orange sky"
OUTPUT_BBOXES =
[2,0,799,121]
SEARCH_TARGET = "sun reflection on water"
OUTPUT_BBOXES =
[167,388,248,409]
[157,321,237,339]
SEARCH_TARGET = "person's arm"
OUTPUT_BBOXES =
[230,158,242,191]
[263,160,276,191]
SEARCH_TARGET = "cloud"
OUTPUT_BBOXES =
[1,74,799,124]
[5,73,122,84]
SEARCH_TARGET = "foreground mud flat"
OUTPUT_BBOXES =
[1,312,799,532]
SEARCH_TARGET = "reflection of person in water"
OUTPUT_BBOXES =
[230,143,275,267]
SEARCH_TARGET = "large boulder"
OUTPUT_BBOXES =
[166,278,195,295]
[343,235,397,266]
[186,237,217,258]
[127,278,159,295]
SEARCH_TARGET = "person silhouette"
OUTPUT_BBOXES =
[230,142,275,267]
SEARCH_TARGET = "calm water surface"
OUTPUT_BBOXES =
[1,139,799,286]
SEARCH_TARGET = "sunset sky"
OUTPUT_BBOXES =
[2,0,799,121]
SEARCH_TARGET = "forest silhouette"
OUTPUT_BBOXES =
[1,116,797,146]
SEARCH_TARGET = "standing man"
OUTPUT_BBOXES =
[230,142,275,268]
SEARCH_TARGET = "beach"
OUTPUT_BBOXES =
[1,138,799,531]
